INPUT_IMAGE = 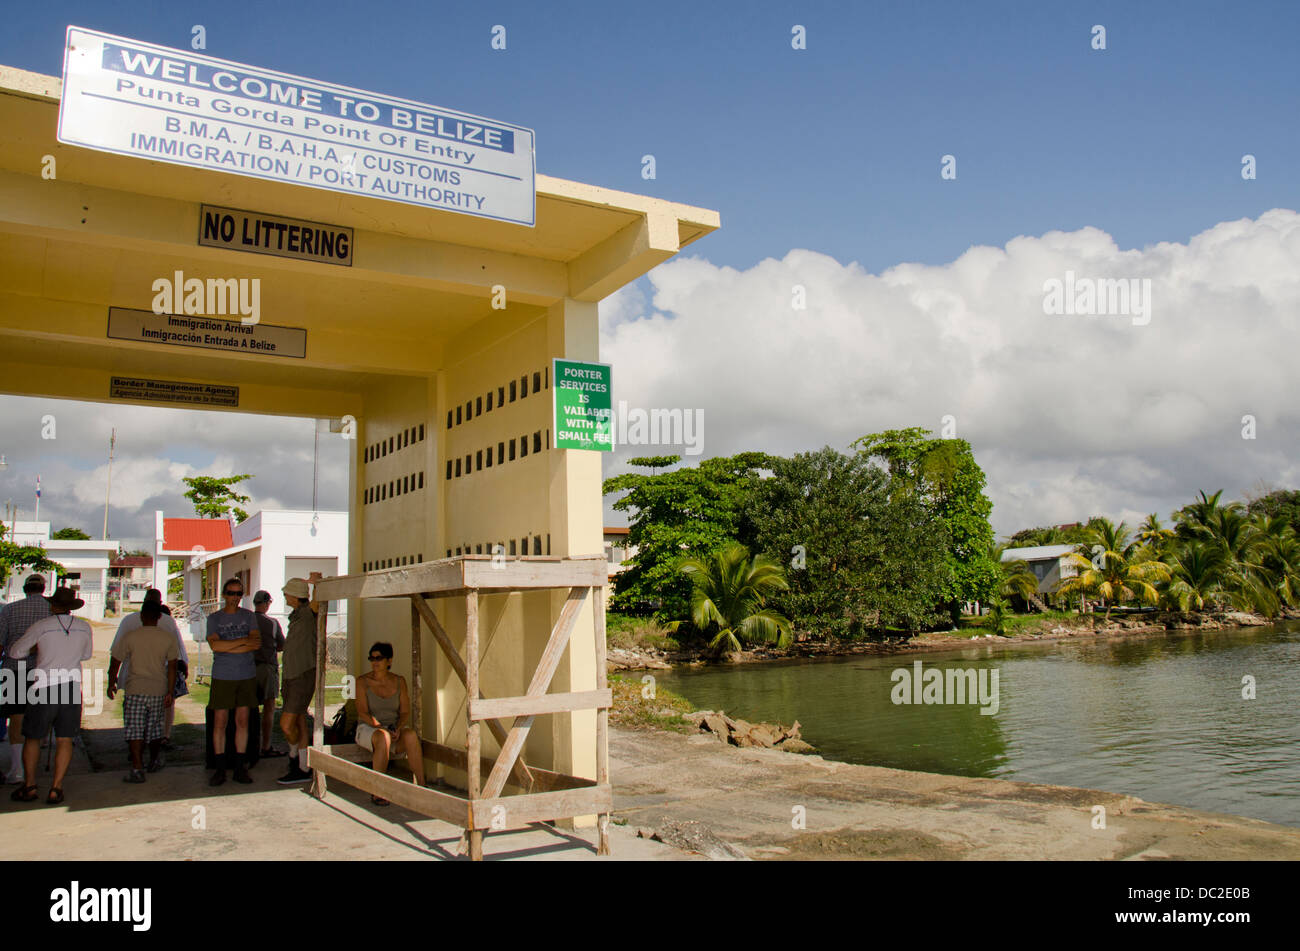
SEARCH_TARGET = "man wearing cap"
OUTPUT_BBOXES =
[205,577,261,786]
[0,574,51,784]
[252,589,286,758]
[277,572,323,785]
[6,587,93,804]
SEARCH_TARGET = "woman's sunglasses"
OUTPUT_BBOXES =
[368,654,386,661]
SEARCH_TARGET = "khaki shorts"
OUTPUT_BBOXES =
[281,671,316,715]
[209,677,257,711]
[255,663,279,704]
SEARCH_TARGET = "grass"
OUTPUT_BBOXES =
[608,673,695,733]
[959,609,1077,636]
[605,612,680,652]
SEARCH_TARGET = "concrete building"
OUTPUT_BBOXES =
[603,526,635,578]
[154,508,348,639]
[999,544,1081,598]
[0,58,718,789]
[1,521,120,620]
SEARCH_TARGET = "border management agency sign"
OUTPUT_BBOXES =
[58,26,536,226]
[553,358,612,452]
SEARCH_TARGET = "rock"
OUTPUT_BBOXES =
[701,713,731,740]
[776,738,817,755]
[635,816,749,860]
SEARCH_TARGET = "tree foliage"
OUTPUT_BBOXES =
[52,526,92,540]
[0,523,63,587]
[676,543,792,653]
[183,474,253,521]
[602,453,770,618]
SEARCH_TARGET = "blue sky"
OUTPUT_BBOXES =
[2,1,1298,545]
[3,1,1295,273]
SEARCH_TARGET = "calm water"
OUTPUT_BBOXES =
[656,623,1300,827]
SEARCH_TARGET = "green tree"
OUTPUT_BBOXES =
[51,527,92,540]
[602,453,769,618]
[740,447,950,637]
[1163,540,1228,612]
[0,523,63,588]
[183,474,253,521]
[852,428,999,622]
[675,543,792,655]
[1056,518,1170,618]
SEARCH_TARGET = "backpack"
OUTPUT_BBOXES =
[323,699,357,745]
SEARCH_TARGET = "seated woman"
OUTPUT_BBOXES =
[355,641,425,804]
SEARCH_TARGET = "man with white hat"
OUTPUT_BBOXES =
[0,574,51,783]
[277,572,323,785]
[6,587,93,804]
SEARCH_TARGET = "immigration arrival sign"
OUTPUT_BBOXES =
[58,26,536,226]
[553,358,612,451]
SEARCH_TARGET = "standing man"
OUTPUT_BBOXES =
[109,588,187,763]
[252,590,285,758]
[205,577,260,786]
[6,587,93,804]
[0,575,51,784]
[277,572,323,785]
[107,600,178,781]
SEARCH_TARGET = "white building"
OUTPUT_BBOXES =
[154,508,348,640]
[603,526,636,578]
[999,544,1081,597]
[1,521,120,621]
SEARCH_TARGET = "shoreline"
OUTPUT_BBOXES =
[608,609,1292,672]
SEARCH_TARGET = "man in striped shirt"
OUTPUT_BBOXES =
[0,576,51,783]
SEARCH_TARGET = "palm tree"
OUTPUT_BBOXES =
[1056,517,1170,618]
[1175,489,1228,537]
[1163,540,1228,612]
[1138,513,1175,559]
[676,543,793,654]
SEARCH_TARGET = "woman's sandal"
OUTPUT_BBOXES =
[47,787,65,805]
[370,795,389,806]
[10,785,38,802]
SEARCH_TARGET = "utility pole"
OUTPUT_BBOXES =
[103,428,116,540]
[312,420,319,512]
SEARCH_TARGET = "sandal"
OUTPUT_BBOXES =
[46,788,64,805]
[10,785,38,802]
[370,795,390,807]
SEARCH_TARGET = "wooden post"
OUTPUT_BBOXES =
[311,599,328,798]
[410,597,423,740]
[593,583,610,856]
[464,589,483,862]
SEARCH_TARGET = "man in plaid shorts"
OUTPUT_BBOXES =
[108,601,178,782]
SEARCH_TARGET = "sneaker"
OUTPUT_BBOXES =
[8,773,24,785]
[123,769,146,784]
[233,764,253,784]
[276,765,310,785]
[209,768,226,787]
[147,755,164,773]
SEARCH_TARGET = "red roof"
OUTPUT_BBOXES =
[111,555,153,568]
[603,526,630,536]
[162,518,232,553]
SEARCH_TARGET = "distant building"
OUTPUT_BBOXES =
[1,522,120,621]
[109,554,154,607]
[154,508,348,640]
[603,526,635,578]
[999,544,1080,596]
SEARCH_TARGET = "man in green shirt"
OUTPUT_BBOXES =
[277,572,323,785]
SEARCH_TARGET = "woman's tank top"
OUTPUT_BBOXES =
[365,681,401,729]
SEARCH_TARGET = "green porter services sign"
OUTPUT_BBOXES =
[553,358,612,451]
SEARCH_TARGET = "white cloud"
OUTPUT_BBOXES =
[601,209,1300,535]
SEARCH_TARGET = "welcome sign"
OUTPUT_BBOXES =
[58,26,536,225]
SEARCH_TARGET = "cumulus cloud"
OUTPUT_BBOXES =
[601,209,1300,535]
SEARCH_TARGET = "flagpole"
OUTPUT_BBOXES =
[34,474,40,525]
[103,429,116,540]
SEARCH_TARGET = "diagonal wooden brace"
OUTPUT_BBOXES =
[408,593,535,790]
[479,587,588,801]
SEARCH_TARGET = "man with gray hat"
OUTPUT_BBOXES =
[0,574,51,783]
[6,587,93,804]
[252,589,286,758]
[277,572,323,785]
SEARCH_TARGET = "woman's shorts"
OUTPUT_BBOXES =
[356,722,400,752]
[209,677,257,710]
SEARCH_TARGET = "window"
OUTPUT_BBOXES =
[476,450,482,471]
[533,431,541,454]
[533,537,542,555]
[498,385,505,405]
[509,380,516,402]
[381,442,387,457]
[520,434,528,458]
[508,439,516,461]
[389,480,394,497]
[476,396,482,415]
[446,461,453,480]
[520,537,528,555]
[388,437,394,453]
[456,547,461,556]
[465,454,471,473]
[546,534,551,555]
[497,442,504,464]
[457,406,462,425]
[509,540,516,555]
[533,371,541,393]
[487,392,493,411]
[447,412,453,429]
[455,458,461,477]
[403,475,409,493]
[365,445,371,462]
[485,448,493,468]
[418,472,424,488]
[476,544,482,554]
[466,400,472,420]
[520,374,528,398]
[419,424,424,440]
[545,365,549,388]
